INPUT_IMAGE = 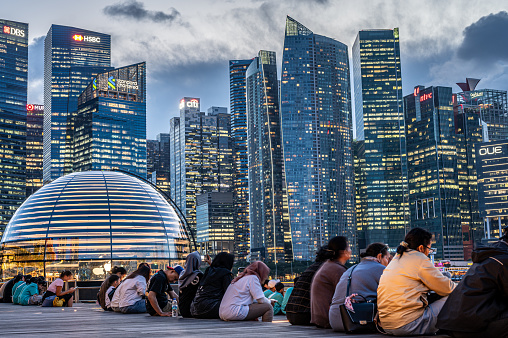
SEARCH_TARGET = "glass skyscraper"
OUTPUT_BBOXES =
[353,28,409,251]
[246,51,292,263]
[281,17,354,261]
[405,86,461,260]
[43,25,112,183]
[0,19,28,234]
[229,59,252,261]
[147,133,170,195]
[26,104,44,197]
[72,62,147,178]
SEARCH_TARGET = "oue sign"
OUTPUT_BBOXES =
[479,146,502,156]
[179,99,199,109]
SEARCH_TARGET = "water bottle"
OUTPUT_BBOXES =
[171,298,178,317]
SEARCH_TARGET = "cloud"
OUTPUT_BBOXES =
[458,11,508,62]
[103,0,181,24]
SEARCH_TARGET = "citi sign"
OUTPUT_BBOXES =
[3,26,25,37]
[72,34,101,43]
[179,99,199,109]
[479,146,502,156]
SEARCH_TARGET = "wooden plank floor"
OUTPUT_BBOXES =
[0,303,449,337]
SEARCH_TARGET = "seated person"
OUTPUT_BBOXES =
[0,274,22,303]
[437,226,508,337]
[280,277,298,315]
[377,228,456,336]
[146,266,180,316]
[262,280,269,292]
[219,261,276,322]
[178,251,205,318]
[97,266,127,310]
[111,263,151,314]
[268,282,285,315]
[263,280,278,298]
[329,243,390,331]
[104,275,121,311]
[19,277,46,306]
[42,271,76,307]
[12,275,31,305]
[191,252,235,319]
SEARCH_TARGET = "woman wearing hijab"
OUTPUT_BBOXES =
[190,252,235,319]
[178,251,204,317]
[219,261,275,322]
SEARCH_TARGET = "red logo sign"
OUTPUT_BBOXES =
[3,26,10,34]
[73,34,83,41]
[26,104,34,111]
[414,87,420,97]
[420,93,432,102]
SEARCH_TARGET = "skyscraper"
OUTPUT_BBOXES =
[73,62,147,177]
[26,104,44,197]
[0,19,28,234]
[405,86,461,260]
[229,59,252,261]
[281,17,354,261]
[43,25,112,183]
[246,51,292,263]
[147,134,170,195]
[170,99,232,236]
[352,28,408,250]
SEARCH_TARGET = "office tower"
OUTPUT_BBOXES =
[229,59,252,261]
[352,28,408,250]
[43,25,112,182]
[196,192,235,255]
[170,99,232,236]
[353,140,367,249]
[0,19,28,233]
[147,134,170,194]
[26,104,44,197]
[246,51,292,263]
[281,17,354,261]
[73,62,147,177]
[405,86,461,260]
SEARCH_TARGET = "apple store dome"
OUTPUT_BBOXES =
[1,171,191,281]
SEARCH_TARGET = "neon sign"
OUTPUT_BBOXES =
[3,25,25,37]
[26,104,43,111]
[72,34,100,43]
[470,92,483,99]
[179,99,199,109]
[108,76,116,90]
[479,146,502,156]
[413,87,420,96]
[420,92,432,102]
[116,79,138,90]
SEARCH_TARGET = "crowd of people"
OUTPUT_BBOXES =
[1,226,507,337]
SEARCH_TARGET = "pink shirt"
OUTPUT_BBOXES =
[47,278,64,293]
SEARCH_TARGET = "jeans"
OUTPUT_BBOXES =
[118,299,147,314]
[244,302,274,322]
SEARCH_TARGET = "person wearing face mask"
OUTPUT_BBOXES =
[328,243,391,331]
[377,228,456,336]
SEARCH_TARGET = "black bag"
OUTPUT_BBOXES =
[339,264,377,334]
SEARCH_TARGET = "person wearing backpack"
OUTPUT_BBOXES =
[328,243,390,331]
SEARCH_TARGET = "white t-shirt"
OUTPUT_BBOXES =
[105,286,115,309]
[47,278,64,293]
[219,275,269,320]
[110,275,146,308]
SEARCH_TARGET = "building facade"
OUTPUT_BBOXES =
[281,17,354,261]
[405,86,461,260]
[43,25,112,182]
[170,98,232,236]
[73,63,147,178]
[352,28,409,251]
[229,59,252,261]
[147,133,170,195]
[247,51,292,263]
[0,19,28,234]
[26,104,44,197]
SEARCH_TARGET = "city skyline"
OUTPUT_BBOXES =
[3,1,508,139]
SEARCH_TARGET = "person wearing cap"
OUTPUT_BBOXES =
[263,279,278,298]
[437,225,508,337]
[146,266,180,316]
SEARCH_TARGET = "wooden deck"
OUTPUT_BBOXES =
[0,303,448,337]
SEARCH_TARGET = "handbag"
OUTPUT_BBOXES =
[339,264,377,333]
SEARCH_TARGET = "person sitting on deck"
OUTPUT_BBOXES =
[377,228,456,336]
[111,263,151,314]
[190,252,235,319]
[19,277,46,306]
[0,274,22,303]
[97,266,127,310]
[178,251,206,318]
[268,282,285,315]
[437,225,508,338]
[219,261,276,322]
[263,280,279,298]
[146,266,180,316]
[103,275,121,311]
[13,275,32,305]
[42,271,76,307]
[280,277,298,315]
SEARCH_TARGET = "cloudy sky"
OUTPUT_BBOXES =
[3,0,508,138]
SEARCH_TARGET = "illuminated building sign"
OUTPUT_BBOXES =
[479,146,502,156]
[92,78,97,91]
[3,25,25,37]
[470,92,484,99]
[116,79,138,90]
[413,87,420,96]
[420,92,432,102]
[72,34,101,43]
[179,98,199,110]
[108,76,116,90]
[26,104,43,111]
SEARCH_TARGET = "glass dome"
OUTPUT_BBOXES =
[1,171,191,281]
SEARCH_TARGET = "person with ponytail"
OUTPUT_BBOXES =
[377,227,456,336]
[97,266,127,310]
[111,263,151,314]
[310,236,351,328]
[328,242,390,331]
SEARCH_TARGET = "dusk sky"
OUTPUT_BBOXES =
[3,0,508,138]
